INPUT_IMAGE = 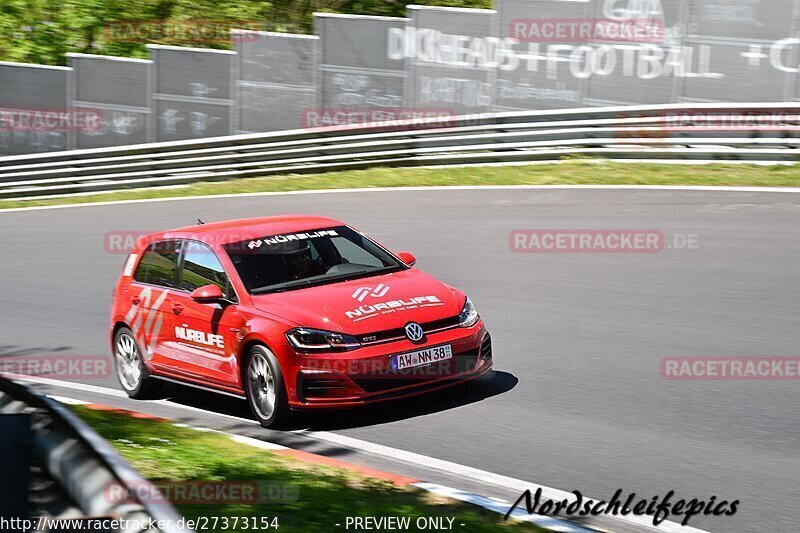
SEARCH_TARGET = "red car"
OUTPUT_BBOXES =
[110,215,492,427]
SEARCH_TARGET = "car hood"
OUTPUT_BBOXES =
[250,269,464,335]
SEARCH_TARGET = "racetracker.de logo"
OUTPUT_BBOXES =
[0,108,102,133]
[104,480,298,505]
[508,18,665,43]
[664,112,800,130]
[105,230,286,254]
[105,230,153,254]
[510,230,664,253]
[661,356,800,381]
[0,354,110,379]
[103,19,262,44]
[301,108,455,130]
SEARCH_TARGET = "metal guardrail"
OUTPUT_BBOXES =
[0,377,188,532]
[0,102,798,199]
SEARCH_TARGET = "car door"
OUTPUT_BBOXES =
[169,240,245,387]
[128,240,183,367]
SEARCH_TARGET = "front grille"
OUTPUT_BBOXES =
[350,348,479,393]
[358,315,461,344]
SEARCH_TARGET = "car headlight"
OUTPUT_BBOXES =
[458,297,480,327]
[285,328,361,352]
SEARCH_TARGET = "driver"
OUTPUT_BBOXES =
[283,241,320,280]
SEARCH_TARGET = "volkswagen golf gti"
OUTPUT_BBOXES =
[110,215,492,427]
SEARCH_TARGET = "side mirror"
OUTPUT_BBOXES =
[190,284,224,303]
[397,251,417,266]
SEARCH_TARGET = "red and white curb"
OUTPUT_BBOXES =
[51,395,594,533]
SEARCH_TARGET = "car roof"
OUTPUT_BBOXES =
[152,215,346,246]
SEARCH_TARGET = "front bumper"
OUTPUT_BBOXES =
[285,321,492,409]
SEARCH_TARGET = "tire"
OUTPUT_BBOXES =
[113,326,162,399]
[245,345,291,429]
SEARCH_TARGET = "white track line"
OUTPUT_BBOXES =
[2,184,799,213]
[7,374,264,424]
[415,482,594,532]
[47,390,588,532]
[13,374,708,533]
[48,394,90,405]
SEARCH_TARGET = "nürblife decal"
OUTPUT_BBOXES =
[345,295,443,322]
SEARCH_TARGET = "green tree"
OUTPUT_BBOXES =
[0,0,493,65]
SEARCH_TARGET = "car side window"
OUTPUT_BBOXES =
[133,240,182,288]
[180,241,230,296]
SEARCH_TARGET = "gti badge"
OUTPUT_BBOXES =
[405,322,424,342]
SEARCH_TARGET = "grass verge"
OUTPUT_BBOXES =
[3,160,800,210]
[71,405,543,532]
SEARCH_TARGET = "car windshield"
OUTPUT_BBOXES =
[223,226,404,294]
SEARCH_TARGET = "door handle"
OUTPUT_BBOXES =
[131,296,141,305]
[172,303,184,315]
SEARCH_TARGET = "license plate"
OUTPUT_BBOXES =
[392,344,453,371]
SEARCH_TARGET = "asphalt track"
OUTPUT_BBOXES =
[1,187,799,533]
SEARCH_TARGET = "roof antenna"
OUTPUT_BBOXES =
[197,218,205,225]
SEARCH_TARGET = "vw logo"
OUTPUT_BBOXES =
[405,322,424,342]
